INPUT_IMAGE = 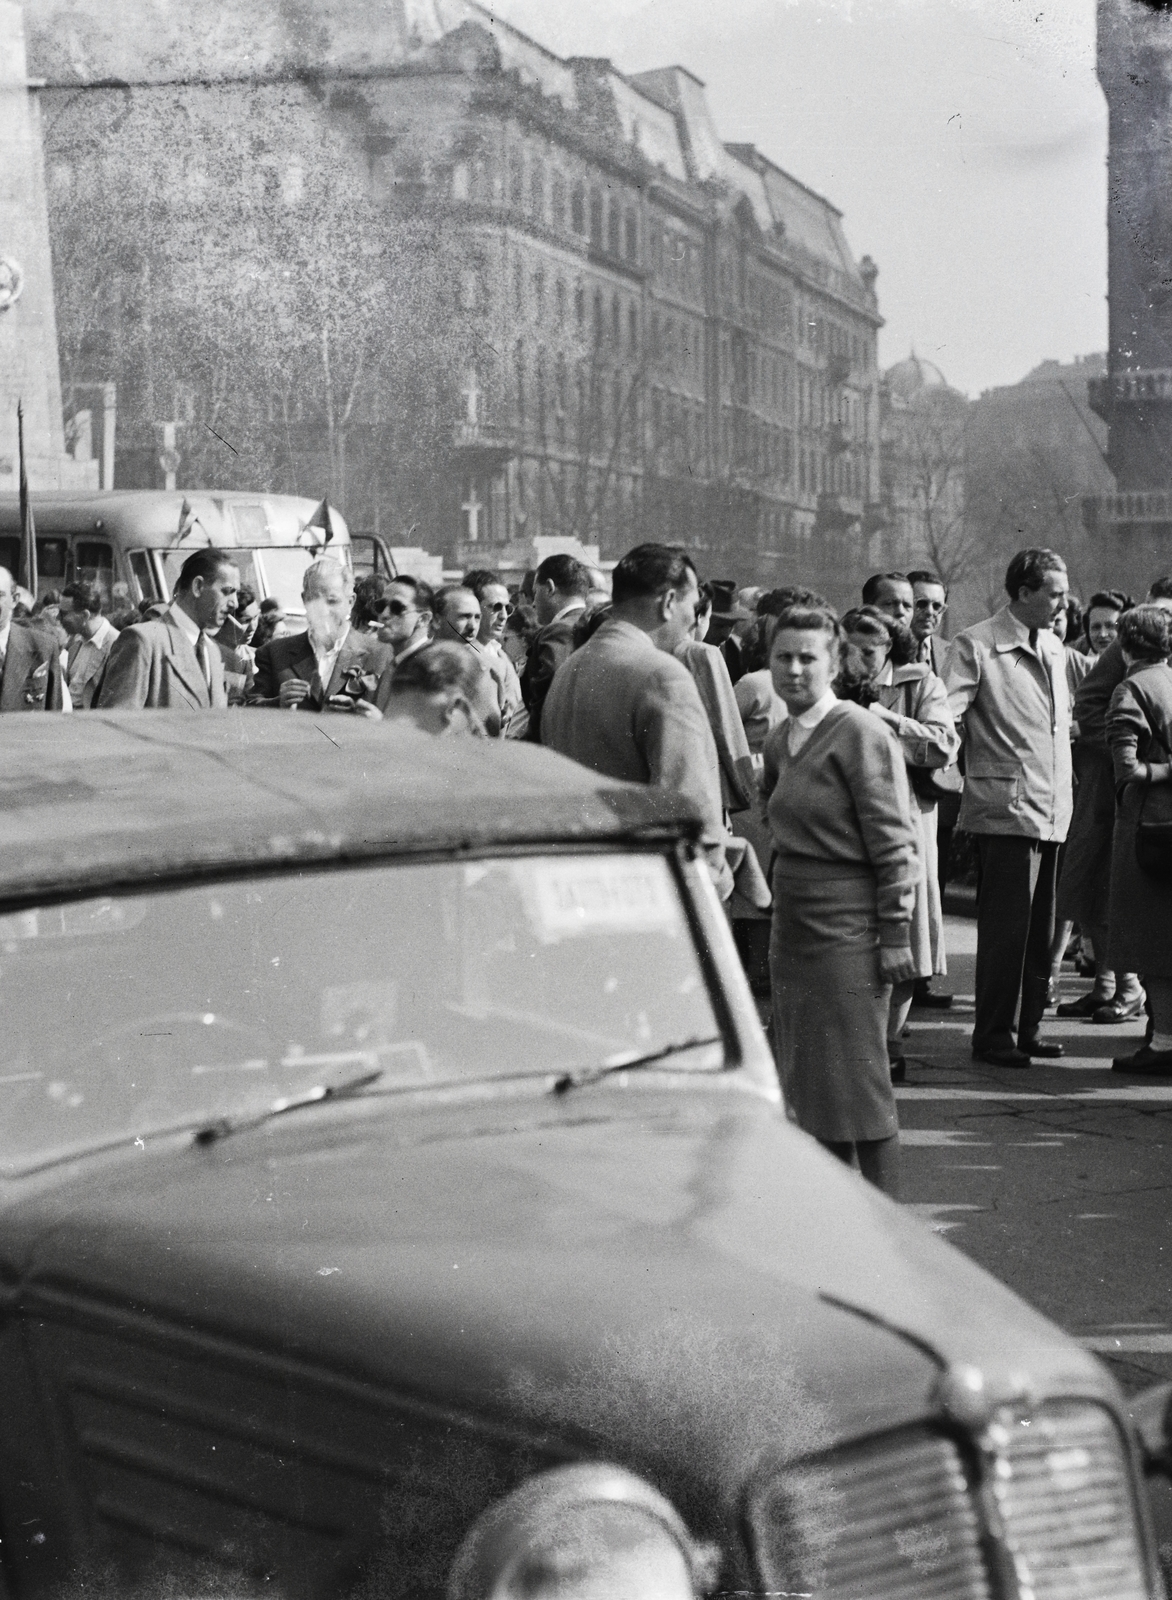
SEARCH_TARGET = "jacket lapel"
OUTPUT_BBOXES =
[0,627,33,711]
[162,616,211,708]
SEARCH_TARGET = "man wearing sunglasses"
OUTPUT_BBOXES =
[464,569,523,732]
[375,577,434,668]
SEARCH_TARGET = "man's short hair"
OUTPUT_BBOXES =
[301,557,353,599]
[906,569,947,595]
[462,568,504,602]
[1118,604,1171,663]
[175,548,235,592]
[432,585,477,620]
[387,642,488,699]
[1148,575,1172,601]
[259,596,283,614]
[534,553,592,599]
[861,571,910,605]
[1004,548,1066,599]
[390,574,435,612]
[611,544,696,605]
[63,579,105,615]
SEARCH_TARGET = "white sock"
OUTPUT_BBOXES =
[1151,1033,1172,1053]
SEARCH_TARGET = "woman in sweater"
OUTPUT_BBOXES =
[763,605,919,1197]
[1106,606,1172,1073]
[839,608,959,1077]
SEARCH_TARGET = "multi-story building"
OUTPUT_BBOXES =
[1084,0,1172,597]
[28,0,883,594]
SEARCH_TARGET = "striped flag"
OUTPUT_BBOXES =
[16,400,37,594]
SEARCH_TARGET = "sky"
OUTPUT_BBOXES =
[486,0,1107,398]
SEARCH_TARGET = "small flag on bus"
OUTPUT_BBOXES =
[17,399,37,595]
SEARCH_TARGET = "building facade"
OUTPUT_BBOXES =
[28,0,882,594]
[1085,0,1172,597]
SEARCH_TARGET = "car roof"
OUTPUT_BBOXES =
[0,711,702,905]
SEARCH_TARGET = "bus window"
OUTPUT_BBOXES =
[230,504,269,543]
[158,548,258,600]
[75,541,115,607]
[0,537,19,576]
[36,538,69,582]
[255,546,345,612]
[128,550,159,601]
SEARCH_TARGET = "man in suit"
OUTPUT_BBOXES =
[249,558,391,715]
[907,570,949,674]
[94,548,235,710]
[0,566,68,712]
[943,548,1073,1068]
[541,543,731,899]
[521,553,591,742]
[62,579,120,709]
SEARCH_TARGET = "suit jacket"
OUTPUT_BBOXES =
[672,637,756,813]
[94,614,228,710]
[249,627,393,710]
[943,605,1071,841]
[0,621,67,712]
[521,608,584,741]
[66,618,119,709]
[541,618,730,893]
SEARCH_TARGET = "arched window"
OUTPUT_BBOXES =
[612,295,621,345]
[628,305,639,355]
[530,160,545,219]
[593,289,604,344]
[589,189,603,247]
[624,209,638,263]
[571,183,585,234]
[552,170,566,228]
[607,199,620,257]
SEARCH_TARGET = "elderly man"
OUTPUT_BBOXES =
[250,558,391,713]
[944,548,1072,1067]
[542,543,731,898]
[62,580,119,709]
[521,553,592,741]
[0,566,68,711]
[96,548,238,709]
[377,641,498,736]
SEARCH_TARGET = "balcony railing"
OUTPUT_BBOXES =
[1089,368,1172,420]
[1082,490,1172,529]
[451,421,517,461]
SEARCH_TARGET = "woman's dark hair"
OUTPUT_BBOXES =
[1118,605,1171,664]
[1083,590,1131,641]
[1062,594,1084,639]
[840,606,892,644]
[235,585,257,613]
[1004,547,1065,599]
[572,603,613,650]
[351,573,386,629]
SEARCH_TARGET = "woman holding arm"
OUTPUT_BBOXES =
[763,606,919,1197]
[1106,606,1172,1073]
[839,608,959,1077]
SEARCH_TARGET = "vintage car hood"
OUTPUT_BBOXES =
[0,1087,1107,1497]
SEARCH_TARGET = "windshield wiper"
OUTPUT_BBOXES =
[552,1036,724,1095]
[193,1067,383,1146]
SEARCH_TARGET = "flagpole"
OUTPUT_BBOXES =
[16,399,37,595]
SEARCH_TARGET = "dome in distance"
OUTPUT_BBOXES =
[884,351,949,401]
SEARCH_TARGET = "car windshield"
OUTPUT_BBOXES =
[0,852,724,1174]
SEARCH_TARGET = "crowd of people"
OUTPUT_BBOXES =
[2,540,1170,1202]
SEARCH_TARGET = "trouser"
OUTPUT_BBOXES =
[973,836,1060,1055]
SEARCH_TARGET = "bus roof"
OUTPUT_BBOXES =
[0,490,349,548]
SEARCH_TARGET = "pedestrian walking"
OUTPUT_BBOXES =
[763,604,918,1197]
[943,549,1072,1067]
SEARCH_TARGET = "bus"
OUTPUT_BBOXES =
[0,490,391,618]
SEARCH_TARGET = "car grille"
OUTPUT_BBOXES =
[989,1400,1150,1600]
[749,1402,1152,1600]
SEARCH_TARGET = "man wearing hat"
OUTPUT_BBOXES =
[707,582,756,685]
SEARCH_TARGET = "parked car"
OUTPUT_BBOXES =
[0,712,1167,1600]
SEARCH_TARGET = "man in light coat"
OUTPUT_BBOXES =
[95,548,237,710]
[541,543,731,899]
[944,548,1072,1067]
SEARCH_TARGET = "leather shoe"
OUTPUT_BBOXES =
[913,990,953,1010]
[889,1057,907,1084]
[974,1047,1032,1068]
[1020,1038,1064,1059]
[1112,1045,1172,1075]
[1092,992,1147,1025]
[1056,989,1113,1019]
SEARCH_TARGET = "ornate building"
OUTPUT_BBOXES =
[1084,0,1172,597]
[878,353,968,582]
[27,0,883,593]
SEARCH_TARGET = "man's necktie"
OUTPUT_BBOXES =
[196,631,214,695]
